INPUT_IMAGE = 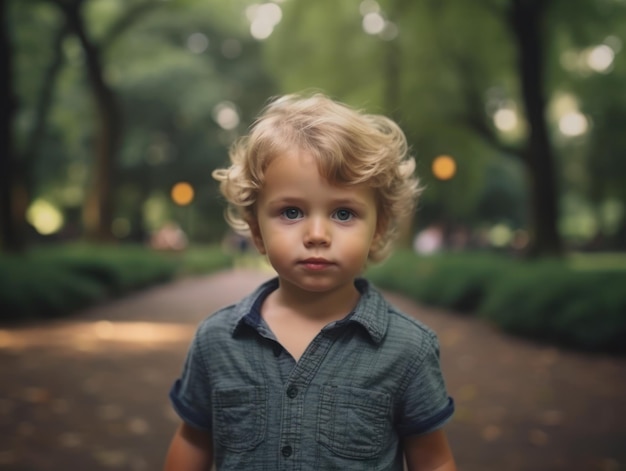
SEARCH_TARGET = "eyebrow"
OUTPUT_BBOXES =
[267,196,370,209]
[329,198,369,209]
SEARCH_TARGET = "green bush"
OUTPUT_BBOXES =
[367,250,508,313]
[32,244,181,292]
[0,244,182,323]
[367,251,626,353]
[0,256,107,322]
[179,246,235,275]
[0,243,237,323]
[479,262,626,352]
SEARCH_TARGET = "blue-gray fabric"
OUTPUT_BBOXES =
[169,277,454,470]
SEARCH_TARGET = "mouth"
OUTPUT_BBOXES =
[299,258,334,270]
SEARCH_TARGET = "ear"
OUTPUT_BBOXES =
[369,217,387,256]
[373,216,388,246]
[247,219,267,255]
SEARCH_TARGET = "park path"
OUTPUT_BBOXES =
[0,268,625,471]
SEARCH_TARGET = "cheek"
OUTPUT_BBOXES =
[257,222,293,252]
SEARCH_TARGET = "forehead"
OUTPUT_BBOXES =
[260,152,376,205]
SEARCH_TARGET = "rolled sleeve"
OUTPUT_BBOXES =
[169,326,213,431]
[396,331,455,437]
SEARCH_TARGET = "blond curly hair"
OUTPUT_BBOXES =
[212,93,421,262]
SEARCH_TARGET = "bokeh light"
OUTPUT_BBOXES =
[212,101,240,130]
[171,182,194,206]
[559,111,588,137]
[26,199,64,235]
[489,224,513,247]
[432,155,457,181]
[187,32,209,54]
[360,0,380,15]
[586,45,614,73]
[362,12,385,35]
[493,108,518,132]
[247,3,282,40]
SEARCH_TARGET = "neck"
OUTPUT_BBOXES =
[268,278,361,322]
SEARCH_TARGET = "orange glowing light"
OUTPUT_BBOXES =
[171,182,194,206]
[432,155,457,181]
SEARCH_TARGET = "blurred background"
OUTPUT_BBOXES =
[1,0,626,470]
[2,0,625,254]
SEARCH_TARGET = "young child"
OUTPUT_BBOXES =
[164,93,456,470]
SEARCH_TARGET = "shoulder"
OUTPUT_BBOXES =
[363,282,440,358]
[196,303,239,335]
[388,304,439,356]
[387,304,438,340]
[191,278,277,345]
[186,304,240,357]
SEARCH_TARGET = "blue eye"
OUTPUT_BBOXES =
[334,209,353,221]
[282,208,302,220]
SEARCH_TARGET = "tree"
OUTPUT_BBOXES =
[472,0,562,255]
[6,0,161,243]
[6,0,277,245]
[49,0,160,240]
[0,0,23,252]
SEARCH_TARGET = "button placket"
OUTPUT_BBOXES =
[279,332,335,468]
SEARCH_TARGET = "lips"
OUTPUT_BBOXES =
[299,258,334,270]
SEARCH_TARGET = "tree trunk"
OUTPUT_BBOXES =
[0,0,26,252]
[22,22,69,194]
[509,0,563,257]
[60,0,121,241]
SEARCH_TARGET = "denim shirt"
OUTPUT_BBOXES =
[169,278,454,470]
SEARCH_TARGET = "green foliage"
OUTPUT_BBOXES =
[367,251,626,353]
[479,262,626,353]
[10,0,277,246]
[0,257,106,321]
[31,244,179,292]
[0,243,237,323]
[0,244,180,323]
[178,245,235,275]
[367,250,509,312]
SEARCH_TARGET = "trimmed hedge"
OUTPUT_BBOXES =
[367,250,510,313]
[367,251,626,353]
[0,257,106,320]
[479,262,626,352]
[0,244,233,323]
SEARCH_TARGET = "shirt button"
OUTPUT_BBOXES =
[281,445,293,457]
[286,385,298,398]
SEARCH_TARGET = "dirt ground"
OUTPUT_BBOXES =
[1,269,625,471]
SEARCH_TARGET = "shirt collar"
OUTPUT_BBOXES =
[231,277,389,344]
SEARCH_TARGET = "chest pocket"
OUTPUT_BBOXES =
[317,385,392,459]
[213,386,267,452]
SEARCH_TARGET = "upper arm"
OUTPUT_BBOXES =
[163,422,214,471]
[403,429,456,471]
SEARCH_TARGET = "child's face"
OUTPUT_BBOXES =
[250,151,380,295]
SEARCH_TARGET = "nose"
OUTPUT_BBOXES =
[303,216,331,247]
